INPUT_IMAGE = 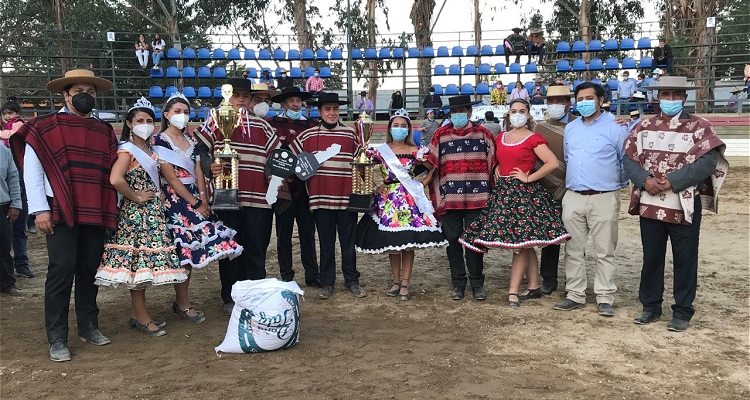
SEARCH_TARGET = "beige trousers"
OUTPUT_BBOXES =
[561,190,619,305]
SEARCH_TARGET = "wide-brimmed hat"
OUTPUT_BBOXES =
[630,110,640,116]
[250,83,279,98]
[643,76,702,90]
[530,28,543,34]
[446,95,481,109]
[602,101,611,108]
[360,91,367,96]
[308,92,348,106]
[46,69,113,94]
[226,78,253,92]
[280,68,288,74]
[271,87,312,103]
[533,76,543,83]
[542,85,573,99]
[731,86,744,93]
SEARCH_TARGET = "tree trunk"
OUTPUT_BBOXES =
[473,0,481,101]
[288,0,314,70]
[366,0,378,116]
[410,0,435,110]
[579,0,592,81]
[53,0,70,73]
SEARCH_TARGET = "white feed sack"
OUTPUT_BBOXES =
[215,278,304,354]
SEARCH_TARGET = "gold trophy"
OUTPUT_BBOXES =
[347,112,376,212]
[210,84,241,210]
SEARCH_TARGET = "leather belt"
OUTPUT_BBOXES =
[574,189,613,196]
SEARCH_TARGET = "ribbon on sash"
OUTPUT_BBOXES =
[118,142,161,194]
[376,143,437,224]
[153,145,197,185]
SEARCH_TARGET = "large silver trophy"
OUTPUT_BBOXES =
[210,84,241,210]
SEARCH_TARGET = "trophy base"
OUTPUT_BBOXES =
[212,189,240,211]
[346,193,374,213]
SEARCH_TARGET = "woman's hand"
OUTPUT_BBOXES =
[376,184,389,196]
[134,189,156,203]
[510,167,530,183]
[195,200,211,219]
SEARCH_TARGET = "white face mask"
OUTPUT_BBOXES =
[131,123,154,140]
[509,113,528,128]
[547,104,567,121]
[253,102,270,117]
[169,113,188,129]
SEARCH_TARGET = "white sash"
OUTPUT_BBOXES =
[153,145,197,185]
[118,142,160,194]
[377,143,437,224]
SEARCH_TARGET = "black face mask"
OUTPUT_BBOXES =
[71,93,95,115]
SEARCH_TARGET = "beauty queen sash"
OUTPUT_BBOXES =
[153,145,197,185]
[118,141,161,194]
[377,143,437,224]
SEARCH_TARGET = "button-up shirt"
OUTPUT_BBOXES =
[617,79,636,99]
[563,112,629,192]
[355,98,373,112]
[305,76,324,93]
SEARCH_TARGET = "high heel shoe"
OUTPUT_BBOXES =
[508,293,520,307]
[519,287,542,300]
[386,282,401,297]
[397,285,411,301]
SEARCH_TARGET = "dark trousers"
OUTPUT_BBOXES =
[539,244,560,290]
[12,197,28,268]
[0,204,16,290]
[440,209,485,288]
[639,197,702,321]
[276,194,319,283]
[45,223,105,344]
[313,209,359,288]
[527,43,545,62]
[217,207,273,304]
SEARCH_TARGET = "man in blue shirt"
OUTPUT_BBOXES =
[617,71,636,116]
[554,82,629,317]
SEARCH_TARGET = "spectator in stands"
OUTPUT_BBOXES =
[490,81,507,106]
[305,68,324,117]
[150,33,165,71]
[481,111,502,137]
[417,109,440,145]
[633,73,648,114]
[654,39,673,74]
[627,110,641,131]
[617,71,636,115]
[648,69,663,115]
[528,77,547,105]
[526,29,546,64]
[423,88,443,118]
[276,69,294,91]
[504,28,526,65]
[509,81,529,102]
[259,70,275,90]
[134,34,149,69]
[356,91,374,119]
[554,75,569,88]
[390,91,404,115]
[727,87,741,113]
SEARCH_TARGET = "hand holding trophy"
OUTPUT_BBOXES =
[210,84,241,210]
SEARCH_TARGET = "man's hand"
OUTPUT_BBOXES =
[35,211,54,235]
[211,162,223,178]
[656,177,672,192]
[644,177,662,196]
[7,207,19,224]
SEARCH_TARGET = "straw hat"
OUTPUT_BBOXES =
[731,86,744,93]
[542,85,573,99]
[630,110,640,117]
[643,76,702,91]
[530,28,543,34]
[250,83,280,98]
[46,69,113,94]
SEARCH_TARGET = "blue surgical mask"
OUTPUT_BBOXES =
[576,100,597,117]
[391,127,409,141]
[451,113,468,128]
[314,72,320,77]
[286,109,302,120]
[660,99,684,116]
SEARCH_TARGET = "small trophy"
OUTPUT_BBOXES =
[347,112,376,212]
[210,84,241,210]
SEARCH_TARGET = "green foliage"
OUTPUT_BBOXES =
[714,0,750,79]
[546,0,645,41]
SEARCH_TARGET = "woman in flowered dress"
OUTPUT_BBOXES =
[355,109,447,300]
[152,94,243,323]
[459,99,570,307]
[96,98,187,336]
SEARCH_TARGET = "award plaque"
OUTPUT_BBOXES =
[211,84,241,210]
[347,112,376,212]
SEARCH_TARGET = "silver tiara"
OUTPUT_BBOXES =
[390,108,410,121]
[127,96,154,114]
[167,91,189,104]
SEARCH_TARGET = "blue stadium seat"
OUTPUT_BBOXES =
[244,49,256,60]
[288,49,301,60]
[153,106,162,121]
[265,108,277,118]
[196,66,212,79]
[273,48,286,60]
[556,60,571,72]
[379,48,391,58]
[182,48,196,59]
[364,48,377,59]
[639,57,653,69]
[393,48,404,58]
[480,45,494,56]
[506,85,513,94]
[149,86,164,98]
[572,79,584,90]
[319,67,331,78]
[451,46,463,57]
[304,66,315,78]
[572,59,587,71]
[182,66,196,78]
[316,48,329,60]
[166,66,180,78]
[525,62,538,73]
[588,58,603,70]
[422,46,434,57]
[351,48,363,58]
[301,48,314,60]
[189,108,196,119]
[572,40,587,52]
[495,45,505,55]
[183,86,196,98]
[607,78,619,90]
[509,63,522,74]
[309,107,320,118]
[494,63,507,74]
[444,84,459,95]
[475,82,490,95]
[213,48,225,59]
[289,67,302,78]
[198,106,210,120]
[524,81,535,94]
[464,64,477,75]
[197,48,210,59]
[213,67,227,78]
[604,57,619,70]
[408,47,420,57]
[557,42,571,53]
[604,39,618,51]
[258,49,271,60]
[167,48,181,59]
[197,86,212,98]
[622,57,636,69]
[459,83,474,95]
[437,46,449,57]
[227,48,241,60]
[214,86,222,98]
[466,45,478,56]
[591,78,602,85]
[620,38,635,50]
[637,37,652,49]
[588,40,602,52]
[274,67,283,78]
[478,63,491,75]
[330,48,343,59]
[434,65,446,75]
[165,86,178,97]
[432,84,443,95]
[246,67,258,78]
[448,64,461,75]
[150,68,164,78]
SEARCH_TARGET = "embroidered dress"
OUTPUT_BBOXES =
[355,147,448,254]
[153,132,243,268]
[96,149,187,288]
[459,132,570,252]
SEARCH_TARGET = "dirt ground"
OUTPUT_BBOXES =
[1,167,748,400]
